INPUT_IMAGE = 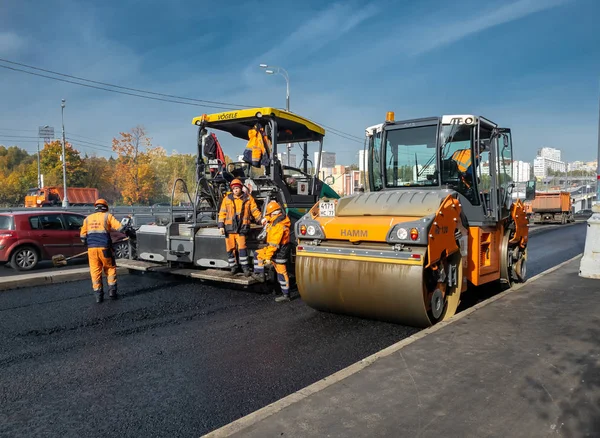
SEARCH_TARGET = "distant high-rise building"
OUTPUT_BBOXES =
[314,151,336,169]
[533,147,565,178]
[537,147,562,162]
[512,160,531,182]
[533,156,566,178]
[358,149,366,172]
[277,152,296,168]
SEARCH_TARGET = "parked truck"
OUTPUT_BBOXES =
[523,199,533,220]
[24,187,99,207]
[530,191,573,224]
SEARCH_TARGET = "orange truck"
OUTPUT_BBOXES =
[25,187,99,207]
[523,200,533,219]
[530,191,574,224]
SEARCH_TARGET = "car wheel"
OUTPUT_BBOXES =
[113,241,130,259]
[10,246,39,271]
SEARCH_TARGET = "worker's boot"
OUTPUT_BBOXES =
[242,266,251,277]
[230,265,239,275]
[108,288,118,300]
[252,272,265,283]
[275,293,290,303]
[94,290,104,304]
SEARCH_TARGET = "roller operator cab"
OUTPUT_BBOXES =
[295,113,536,328]
[125,107,339,287]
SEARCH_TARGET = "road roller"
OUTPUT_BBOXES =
[294,113,537,328]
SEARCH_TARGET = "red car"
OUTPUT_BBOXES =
[0,211,129,271]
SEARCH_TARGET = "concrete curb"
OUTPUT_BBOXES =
[0,267,129,291]
[202,253,584,438]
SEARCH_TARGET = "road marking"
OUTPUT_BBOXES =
[202,253,584,438]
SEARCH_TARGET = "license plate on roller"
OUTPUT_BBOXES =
[319,201,335,217]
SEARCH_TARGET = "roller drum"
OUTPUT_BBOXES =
[297,255,433,328]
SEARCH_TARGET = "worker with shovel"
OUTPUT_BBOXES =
[80,199,126,303]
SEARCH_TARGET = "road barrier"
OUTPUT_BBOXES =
[0,205,194,226]
[579,204,600,279]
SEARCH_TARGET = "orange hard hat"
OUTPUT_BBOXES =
[265,200,282,216]
[230,178,244,189]
[94,199,108,208]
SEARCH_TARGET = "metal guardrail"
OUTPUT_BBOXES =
[0,205,194,214]
[0,205,196,227]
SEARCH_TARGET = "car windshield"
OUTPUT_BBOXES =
[0,215,14,230]
[383,125,438,187]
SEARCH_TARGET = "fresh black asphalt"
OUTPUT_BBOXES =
[0,222,587,437]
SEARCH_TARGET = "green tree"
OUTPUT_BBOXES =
[40,140,86,187]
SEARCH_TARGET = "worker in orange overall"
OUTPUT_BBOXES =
[253,200,292,302]
[452,148,481,188]
[80,199,126,303]
[218,179,265,276]
[243,125,271,170]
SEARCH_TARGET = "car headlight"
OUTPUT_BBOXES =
[396,227,408,240]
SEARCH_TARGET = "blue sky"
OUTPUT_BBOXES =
[0,0,599,166]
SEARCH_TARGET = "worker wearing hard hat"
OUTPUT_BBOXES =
[80,199,126,303]
[218,179,265,276]
[253,200,292,302]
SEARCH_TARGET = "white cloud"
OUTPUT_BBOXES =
[406,0,573,56]
[0,32,25,55]
[242,2,380,82]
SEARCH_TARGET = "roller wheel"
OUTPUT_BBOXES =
[423,251,462,324]
[500,229,527,290]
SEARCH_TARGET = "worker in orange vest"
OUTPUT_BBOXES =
[243,125,271,169]
[80,199,126,303]
[253,200,292,302]
[218,179,265,275]
[452,148,480,188]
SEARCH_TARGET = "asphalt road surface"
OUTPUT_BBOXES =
[0,222,588,438]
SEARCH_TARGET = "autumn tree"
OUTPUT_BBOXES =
[78,154,121,203]
[150,149,198,205]
[0,146,37,206]
[112,126,160,205]
[40,140,86,187]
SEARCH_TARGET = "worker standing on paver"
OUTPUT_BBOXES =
[243,125,271,172]
[80,199,126,303]
[218,179,265,276]
[253,200,292,302]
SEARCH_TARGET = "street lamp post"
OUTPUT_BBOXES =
[259,63,292,166]
[61,99,69,208]
[37,137,41,188]
[596,83,600,207]
[38,125,53,189]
